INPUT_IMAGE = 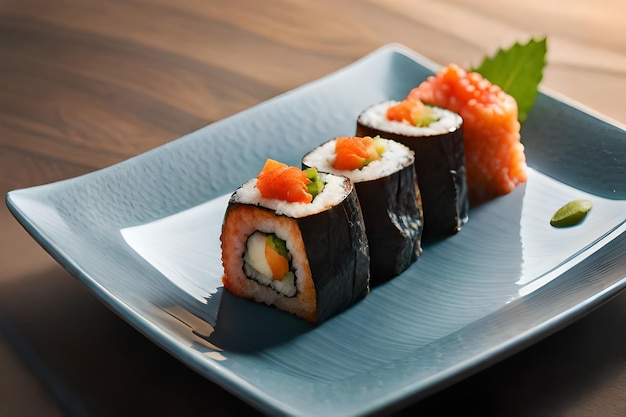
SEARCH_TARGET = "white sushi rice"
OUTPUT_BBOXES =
[243,263,297,297]
[358,100,462,137]
[231,172,351,218]
[301,137,414,183]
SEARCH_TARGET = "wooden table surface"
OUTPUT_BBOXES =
[1,1,625,415]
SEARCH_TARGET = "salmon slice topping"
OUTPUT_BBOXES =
[256,159,313,203]
[332,136,385,171]
[386,98,439,127]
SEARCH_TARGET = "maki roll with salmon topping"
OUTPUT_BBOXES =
[409,63,526,205]
[302,136,423,285]
[220,159,369,323]
[357,99,467,239]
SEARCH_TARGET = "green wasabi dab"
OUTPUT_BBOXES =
[550,199,592,228]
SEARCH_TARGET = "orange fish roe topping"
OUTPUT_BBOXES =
[256,159,313,203]
[333,136,383,171]
[409,64,527,204]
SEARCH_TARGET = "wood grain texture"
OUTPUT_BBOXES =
[1,1,625,416]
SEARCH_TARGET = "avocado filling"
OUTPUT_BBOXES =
[412,106,440,127]
[243,231,296,297]
[305,167,324,199]
[370,135,386,161]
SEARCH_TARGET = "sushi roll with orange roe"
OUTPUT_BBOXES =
[409,64,527,205]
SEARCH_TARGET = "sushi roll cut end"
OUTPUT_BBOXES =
[221,160,369,323]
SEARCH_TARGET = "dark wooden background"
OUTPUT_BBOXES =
[1,0,625,415]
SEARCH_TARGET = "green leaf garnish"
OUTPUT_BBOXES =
[472,37,547,123]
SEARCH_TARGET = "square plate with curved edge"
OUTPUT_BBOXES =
[7,44,626,416]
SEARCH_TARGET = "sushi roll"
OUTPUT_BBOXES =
[302,136,423,285]
[220,159,369,323]
[357,99,468,240]
[408,64,526,205]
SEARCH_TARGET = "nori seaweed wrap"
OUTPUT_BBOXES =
[302,136,423,285]
[357,100,468,239]
[221,169,369,323]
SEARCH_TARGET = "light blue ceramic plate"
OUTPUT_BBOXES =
[7,44,626,417]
